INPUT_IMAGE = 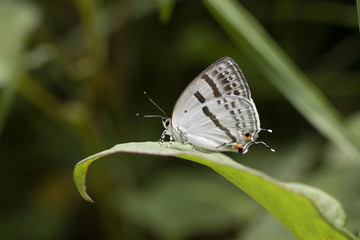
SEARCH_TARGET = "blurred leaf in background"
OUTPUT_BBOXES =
[0,0,359,239]
[0,0,41,135]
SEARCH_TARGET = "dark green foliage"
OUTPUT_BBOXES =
[1,0,360,239]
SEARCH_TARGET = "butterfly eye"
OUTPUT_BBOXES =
[163,119,171,127]
[243,133,252,140]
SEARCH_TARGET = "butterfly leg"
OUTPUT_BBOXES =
[159,130,168,146]
[167,135,173,148]
[189,143,194,151]
[181,141,194,150]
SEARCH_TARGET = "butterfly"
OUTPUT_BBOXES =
[138,57,274,154]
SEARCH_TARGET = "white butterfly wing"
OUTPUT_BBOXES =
[178,96,260,152]
[171,57,252,128]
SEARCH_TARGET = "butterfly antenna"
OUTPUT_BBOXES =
[143,91,168,118]
[257,141,275,152]
[136,113,165,119]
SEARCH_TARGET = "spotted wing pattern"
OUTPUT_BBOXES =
[171,57,253,128]
[177,95,260,152]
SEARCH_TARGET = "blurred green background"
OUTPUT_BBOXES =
[0,0,359,239]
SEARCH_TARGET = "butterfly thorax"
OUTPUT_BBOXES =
[162,118,188,143]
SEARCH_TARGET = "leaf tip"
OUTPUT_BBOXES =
[80,185,95,203]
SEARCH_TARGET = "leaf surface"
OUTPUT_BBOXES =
[73,142,356,240]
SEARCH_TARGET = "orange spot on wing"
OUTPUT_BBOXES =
[234,144,244,150]
[243,133,252,140]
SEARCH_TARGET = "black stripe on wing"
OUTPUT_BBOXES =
[201,57,252,100]
[201,105,237,143]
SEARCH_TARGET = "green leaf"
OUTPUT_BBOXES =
[157,0,175,23]
[202,0,360,163]
[73,142,356,239]
[0,0,41,136]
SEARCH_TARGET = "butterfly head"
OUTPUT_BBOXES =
[162,118,172,130]
[138,91,172,128]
